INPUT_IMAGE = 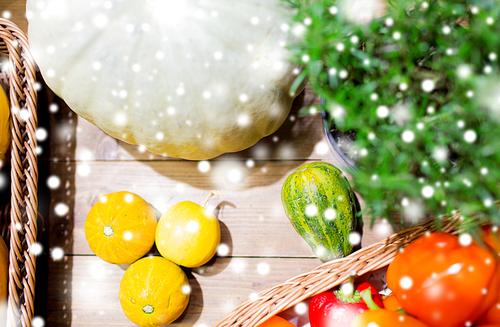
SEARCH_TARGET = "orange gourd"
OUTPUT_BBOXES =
[85,191,157,265]
[119,256,190,327]
[0,85,10,170]
[257,316,296,327]
[0,236,8,325]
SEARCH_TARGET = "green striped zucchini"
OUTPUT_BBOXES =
[281,161,361,262]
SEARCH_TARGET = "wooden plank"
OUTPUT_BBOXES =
[0,1,27,33]
[42,160,395,257]
[37,86,333,162]
[45,256,323,327]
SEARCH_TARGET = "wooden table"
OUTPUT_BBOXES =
[3,2,394,326]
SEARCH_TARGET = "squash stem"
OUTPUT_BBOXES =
[200,190,223,209]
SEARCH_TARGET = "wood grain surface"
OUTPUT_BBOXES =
[1,3,395,326]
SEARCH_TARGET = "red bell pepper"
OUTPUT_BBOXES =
[309,282,384,327]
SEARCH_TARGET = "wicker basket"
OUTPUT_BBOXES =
[0,19,39,327]
[214,214,462,327]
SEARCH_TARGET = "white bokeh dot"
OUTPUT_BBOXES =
[30,242,43,256]
[349,232,361,246]
[459,233,472,246]
[421,185,434,198]
[257,262,270,275]
[198,161,211,173]
[464,130,477,143]
[227,169,243,183]
[400,276,413,289]
[305,204,318,217]
[340,282,354,296]
[124,193,134,203]
[35,128,48,141]
[214,51,223,60]
[32,317,45,327]
[54,203,69,216]
[376,106,389,118]
[217,243,230,256]
[77,163,91,177]
[421,79,435,92]
[182,284,192,295]
[294,302,308,315]
[401,130,415,143]
[51,247,65,261]
[49,103,59,113]
[324,208,337,220]
[47,175,61,189]
[457,65,472,79]
[123,231,133,241]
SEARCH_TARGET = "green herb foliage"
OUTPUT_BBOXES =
[287,0,500,230]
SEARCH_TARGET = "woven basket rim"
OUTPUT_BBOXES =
[0,18,39,327]
[213,214,462,327]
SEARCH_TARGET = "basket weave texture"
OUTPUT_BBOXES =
[214,215,461,327]
[0,18,38,327]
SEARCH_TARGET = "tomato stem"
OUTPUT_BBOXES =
[200,190,223,209]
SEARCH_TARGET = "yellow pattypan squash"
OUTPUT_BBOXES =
[26,0,305,160]
[85,191,157,265]
[156,191,221,268]
[118,256,190,327]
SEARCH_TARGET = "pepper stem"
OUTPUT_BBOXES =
[345,275,355,301]
[360,289,381,310]
[200,190,223,209]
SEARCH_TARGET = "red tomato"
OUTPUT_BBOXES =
[386,232,499,327]
[475,225,500,326]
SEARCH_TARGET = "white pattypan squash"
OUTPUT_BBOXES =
[27,0,303,160]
